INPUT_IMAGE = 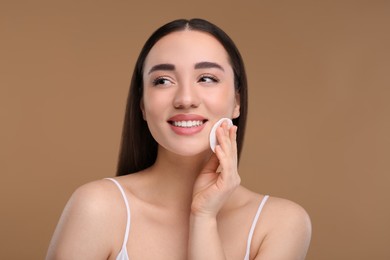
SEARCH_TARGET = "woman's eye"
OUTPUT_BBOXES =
[152,77,172,86]
[199,75,219,83]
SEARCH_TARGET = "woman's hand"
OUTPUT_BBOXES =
[191,122,241,218]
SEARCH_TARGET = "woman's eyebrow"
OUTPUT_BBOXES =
[148,63,175,74]
[194,61,224,71]
[147,62,224,74]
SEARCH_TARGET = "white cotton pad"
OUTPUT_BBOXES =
[209,118,233,153]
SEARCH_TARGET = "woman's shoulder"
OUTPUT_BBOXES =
[265,195,310,220]
[59,176,142,232]
[70,178,122,206]
[236,186,311,225]
[69,175,141,211]
[239,187,312,259]
[262,195,312,238]
[59,178,129,229]
[46,178,127,259]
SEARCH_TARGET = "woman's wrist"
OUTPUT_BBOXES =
[188,212,226,260]
[190,211,218,225]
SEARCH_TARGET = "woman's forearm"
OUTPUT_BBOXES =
[188,213,227,260]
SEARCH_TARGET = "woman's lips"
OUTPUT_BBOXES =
[167,114,208,135]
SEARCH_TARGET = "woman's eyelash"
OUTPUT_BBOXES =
[152,77,170,86]
[152,75,219,86]
[199,75,219,83]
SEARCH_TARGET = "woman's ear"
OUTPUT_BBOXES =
[232,93,240,119]
[140,98,146,120]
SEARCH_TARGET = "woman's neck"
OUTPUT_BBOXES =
[140,147,212,211]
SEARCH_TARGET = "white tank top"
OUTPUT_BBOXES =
[106,178,269,260]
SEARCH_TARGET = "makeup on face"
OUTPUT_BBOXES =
[209,118,233,152]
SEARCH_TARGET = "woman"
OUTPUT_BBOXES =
[46,18,311,260]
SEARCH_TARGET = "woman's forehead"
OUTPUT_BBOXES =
[144,30,231,70]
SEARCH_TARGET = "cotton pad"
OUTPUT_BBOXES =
[209,118,233,153]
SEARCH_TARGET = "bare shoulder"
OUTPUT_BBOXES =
[46,178,125,260]
[72,178,116,202]
[265,196,311,230]
[233,187,311,233]
[63,178,123,218]
[256,195,312,260]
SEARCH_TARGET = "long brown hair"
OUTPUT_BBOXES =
[116,18,248,176]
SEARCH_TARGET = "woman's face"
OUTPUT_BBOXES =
[142,30,240,157]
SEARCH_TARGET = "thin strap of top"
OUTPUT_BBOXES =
[244,195,269,260]
[105,178,131,253]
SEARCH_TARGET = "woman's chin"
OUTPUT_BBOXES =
[159,145,211,158]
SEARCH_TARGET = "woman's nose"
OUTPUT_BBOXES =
[173,83,200,109]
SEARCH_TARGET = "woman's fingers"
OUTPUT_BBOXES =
[215,121,233,154]
[214,122,239,182]
[230,125,238,154]
[201,153,220,174]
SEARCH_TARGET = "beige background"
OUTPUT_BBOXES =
[1,0,389,259]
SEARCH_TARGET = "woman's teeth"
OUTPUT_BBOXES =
[172,120,204,128]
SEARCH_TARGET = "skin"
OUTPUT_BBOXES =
[46,30,312,260]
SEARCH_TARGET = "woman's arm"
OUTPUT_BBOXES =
[188,123,240,260]
[188,122,312,260]
[46,181,113,260]
[188,213,226,259]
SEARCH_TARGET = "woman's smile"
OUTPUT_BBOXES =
[167,114,208,135]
